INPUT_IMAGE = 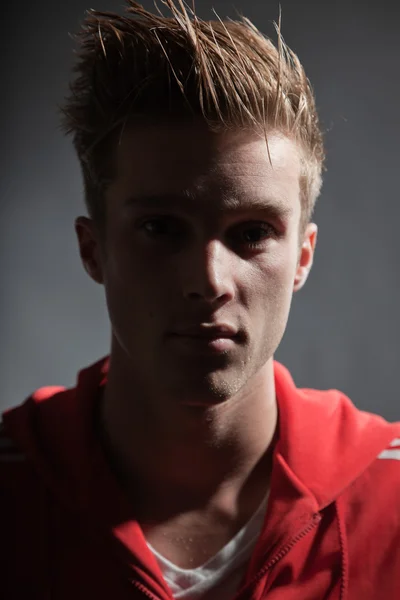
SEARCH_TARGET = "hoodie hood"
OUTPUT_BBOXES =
[273,362,398,509]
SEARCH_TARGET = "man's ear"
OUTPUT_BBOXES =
[75,216,104,285]
[293,223,318,293]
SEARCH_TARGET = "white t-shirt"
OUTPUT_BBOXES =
[146,491,269,600]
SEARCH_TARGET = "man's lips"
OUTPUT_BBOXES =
[167,324,240,354]
[169,323,238,339]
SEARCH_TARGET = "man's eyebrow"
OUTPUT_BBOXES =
[124,193,293,221]
[220,195,293,220]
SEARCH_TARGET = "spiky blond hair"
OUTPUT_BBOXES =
[61,0,325,235]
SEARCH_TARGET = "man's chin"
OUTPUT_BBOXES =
[168,371,246,407]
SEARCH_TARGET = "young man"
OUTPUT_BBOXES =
[1,1,399,598]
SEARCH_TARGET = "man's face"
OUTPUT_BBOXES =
[78,122,316,405]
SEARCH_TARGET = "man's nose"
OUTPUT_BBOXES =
[181,239,236,304]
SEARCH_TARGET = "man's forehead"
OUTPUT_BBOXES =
[111,125,302,217]
[117,122,300,170]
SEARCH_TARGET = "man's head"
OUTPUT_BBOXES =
[62,1,323,406]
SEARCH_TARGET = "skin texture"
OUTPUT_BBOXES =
[76,122,317,567]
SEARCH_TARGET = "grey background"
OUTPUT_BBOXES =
[1,0,399,418]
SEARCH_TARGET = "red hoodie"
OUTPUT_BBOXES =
[1,357,400,599]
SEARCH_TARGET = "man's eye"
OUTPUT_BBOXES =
[139,217,182,237]
[234,223,276,249]
[137,218,276,249]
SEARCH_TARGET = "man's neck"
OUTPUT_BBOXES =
[98,357,278,522]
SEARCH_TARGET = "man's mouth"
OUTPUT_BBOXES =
[170,323,238,338]
[167,323,239,353]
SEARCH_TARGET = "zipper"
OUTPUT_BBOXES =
[131,580,171,600]
[130,513,321,600]
[234,512,322,598]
